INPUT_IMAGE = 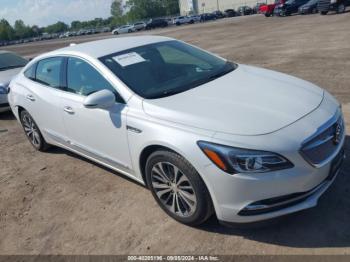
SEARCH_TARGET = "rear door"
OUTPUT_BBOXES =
[19,57,67,143]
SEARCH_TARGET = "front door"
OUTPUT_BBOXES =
[59,56,133,173]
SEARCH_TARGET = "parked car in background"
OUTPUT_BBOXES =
[200,13,217,22]
[112,25,136,35]
[0,51,27,112]
[254,2,267,13]
[189,15,201,22]
[146,18,168,30]
[212,10,226,18]
[173,16,192,25]
[318,0,349,14]
[275,0,310,15]
[260,0,287,16]
[224,9,237,17]
[9,36,345,226]
[99,27,111,33]
[133,22,147,31]
[299,0,319,13]
[237,6,254,15]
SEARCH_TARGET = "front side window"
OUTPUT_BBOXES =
[35,57,63,88]
[66,57,122,102]
[100,40,236,99]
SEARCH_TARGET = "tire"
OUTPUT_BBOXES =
[265,13,271,17]
[128,29,132,33]
[337,3,345,13]
[146,150,214,226]
[20,110,49,151]
[320,10,328,15]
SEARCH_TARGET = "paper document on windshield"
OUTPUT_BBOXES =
[113,52,146,67]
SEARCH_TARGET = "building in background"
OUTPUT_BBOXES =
[178,0,195,14]
[180,0,274,14]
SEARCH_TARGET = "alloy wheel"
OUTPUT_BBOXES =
[22,113,41,147]
[338,4,345,13]
[151,162,197,217]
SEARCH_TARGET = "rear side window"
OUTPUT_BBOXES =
[35,57,63,88]
[24,64,36,80]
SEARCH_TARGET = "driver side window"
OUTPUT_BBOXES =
[66,57,123,102]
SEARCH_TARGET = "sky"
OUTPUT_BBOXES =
[0,0,117,27]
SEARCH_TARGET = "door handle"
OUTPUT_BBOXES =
[63,106,75,114]
[26,94,35,101]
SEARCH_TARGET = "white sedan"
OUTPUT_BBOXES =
[133,22,146,31]
[8,36,346,225]
[112,25,136,35]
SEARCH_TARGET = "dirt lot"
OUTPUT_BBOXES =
[1,14,350,255]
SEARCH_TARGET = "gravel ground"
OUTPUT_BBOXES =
[1,13,349,255]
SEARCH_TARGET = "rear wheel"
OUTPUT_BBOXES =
[20,110,49,151]
[146,150,213,226]
[320,10,328,15]
[337,3,346,13]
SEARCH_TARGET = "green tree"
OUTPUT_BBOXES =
[163,0,180,16]
[0,19,15,41]
[111,0,123,18]
[44,21,68,33]
[14,20,34,39]
[31,25,41,37]
[71,20,82,30]
[125,0,179,21]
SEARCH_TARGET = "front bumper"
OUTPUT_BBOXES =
[198,92,346,223]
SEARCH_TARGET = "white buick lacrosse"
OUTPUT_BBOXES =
[8,36,346,225]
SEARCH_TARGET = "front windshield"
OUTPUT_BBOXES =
[99,40,237,99]
[0,52,27,71]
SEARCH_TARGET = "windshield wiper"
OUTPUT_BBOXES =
[208,62,236,81]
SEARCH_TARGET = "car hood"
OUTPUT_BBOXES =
[0,67,22,86]
[142,64,324,136]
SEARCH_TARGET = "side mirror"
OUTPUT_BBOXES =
[83,89,116,109]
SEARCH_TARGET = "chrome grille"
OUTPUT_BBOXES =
[300,113,345,167]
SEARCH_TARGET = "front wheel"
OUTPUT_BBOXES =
[320,10,328,15]
[146,150,213,226]
[20,110,49,151]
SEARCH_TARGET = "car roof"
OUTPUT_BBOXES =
[46,36,173,59]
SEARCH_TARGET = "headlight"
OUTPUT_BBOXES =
[198,141,294,174]
[0,86,9,94]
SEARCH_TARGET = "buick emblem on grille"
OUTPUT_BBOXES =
[333,123,342,145]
